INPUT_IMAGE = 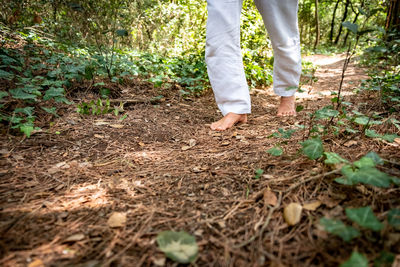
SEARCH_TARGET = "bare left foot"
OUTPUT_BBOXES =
[277,96,296,117]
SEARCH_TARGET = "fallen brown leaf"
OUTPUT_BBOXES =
[188,139,197,147]
[110,124,124,129]
[303,201,321,211]
[263,189,278,206]
[65,233,85,242]
[28,259,44,267]
[283,203,303,226]
[221,141,230,146]
[181,145,191,151]
[107,212,127,228]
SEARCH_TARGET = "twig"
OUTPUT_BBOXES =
[234,192,282,249]
[101,213,154,267]
[284,169,341,193]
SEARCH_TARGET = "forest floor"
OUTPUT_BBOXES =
[1,54,399,267]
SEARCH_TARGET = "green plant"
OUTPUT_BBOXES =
[76,98,124,117]
[317,151,399,266]
[156,231,198,264]
[320,204,398,266]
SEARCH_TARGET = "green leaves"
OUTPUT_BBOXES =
[43,87,65,101]
[116,29,129,37]
[320,218,360,242]
[9,88,38,101]
[342,21,359,34]
[324,152,349,165]
[0,91,8,99]
[254,168,264,179]
[351,167,393,188]
[156,231,198,264]
[335,153,398,188]
[314,106,339,119]
[301,137,323,160]
[340,251,368,267]
[267,147,283,156]
[388,209,400,228]
[269,128,296,139]
[0,69,14,80]
[364,151,384,165]
[345,207,383,231]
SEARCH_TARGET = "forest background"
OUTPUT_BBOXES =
[0,0,399,134]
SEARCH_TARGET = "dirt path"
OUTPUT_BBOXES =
[0,55,398,266]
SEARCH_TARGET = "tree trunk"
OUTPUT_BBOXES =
[330,0,341,43]
[314,0,320,49]
[334,0,351,45]
[386,0,400,32]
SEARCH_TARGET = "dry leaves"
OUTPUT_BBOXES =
[110,124,124,129]
[263,189,278,206]
[107,212,127,228]
[344,140,358,147]
[283,203,303,226]
[65,233,85,242]
[28,259,44,267]
[303,201,322,211]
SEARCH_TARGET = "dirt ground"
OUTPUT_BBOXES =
[1,55,399,267]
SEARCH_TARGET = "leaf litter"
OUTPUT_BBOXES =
[0,55,399,266]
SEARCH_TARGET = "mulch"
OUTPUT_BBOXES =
[0,56,399,266]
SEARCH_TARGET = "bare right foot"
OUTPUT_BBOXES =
[277,96,296,117]
[210,112,247,131]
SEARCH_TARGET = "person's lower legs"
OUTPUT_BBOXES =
[254,0,301,116]
[206,0,250,130]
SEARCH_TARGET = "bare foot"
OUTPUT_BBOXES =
[210,112,247,131]
[277,96,296,117]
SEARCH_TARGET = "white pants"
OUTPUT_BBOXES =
[205,0,301,116]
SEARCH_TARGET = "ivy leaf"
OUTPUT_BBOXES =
[41,107,58,117]
[156,231,198,264]
[364,151,384,165]
[0,91,9,100]
[43,87,65,100]
[19,123,35,138]
[267,147,283,156]
[340,251,368,267]
[388,209,400,228]
[342,21,359,34]
[365,129,382,138]
[354,116,370,125]
[391,176,400,186]
[0,69,14,80]
[9,88,37,100]
[345,206,383,231]
[14,107,35,117]
[314,107,339,119]
[352,167,392,188]
[254,168,264,179]
[278,128,296,139]
[374,251,395,267]
[324,152,349,165]
[320,217,360,242]
[301,137,324,160]
[381,134,399,143]
[353,157,375,168]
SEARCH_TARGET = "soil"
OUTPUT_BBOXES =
[0,54,399,267]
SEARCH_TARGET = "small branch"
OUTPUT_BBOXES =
[234,192,282,249]
[284,169,341,193]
